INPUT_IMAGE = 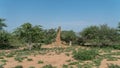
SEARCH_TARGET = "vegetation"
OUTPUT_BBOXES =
[61,30,76,45]
[73,49,98,60]
[42,64,56,68]
[38,60,44,64]
[14,65,23,68]
[0,18,120,50]
[0,18,120,68]
[80,24,120,46]
[108,64,120,68]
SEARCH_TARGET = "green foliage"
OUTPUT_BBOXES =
[6,53,14,57]
[42,64,56,68]
[27,58,33,61]
[65,53,70,56]
[0,18,7,30]
[13,23,44,50]
[14,65,23,68]
[108,64,120,68]
[73,49,98,60]
[43,29,56,44]
[1,59,7,63]
[0,30,12,49]
[32,43,41,50]
[0,64,4,68]
[68,62,79,65]
[29,66,35,68]
[80,24,119,46]
[62,64,68,68]
[38,60,44,64]
[110,45,120,50]
[61,30,77,45]
[14,57,24,62]
[0,57,4,59]
[66,59,71,62]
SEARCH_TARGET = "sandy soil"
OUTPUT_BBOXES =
[99,59,120,68]
[4,52,73,68]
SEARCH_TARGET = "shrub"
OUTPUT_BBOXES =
[62,64,68,68]
[0,64,4,68]
[42,64,56,68]
[68,62,79,65]
[73,49,98,60]
[1,59,7,63]
[14,57,24,62]
[38,60,44,64]
[0,57,4,59]
[33,43,41,50]
[6,53,14,57]
[108,64,120,68]
[29,66,35,68]
[111,45,120,50]
[14,65,23,68]
[27,58,33,61]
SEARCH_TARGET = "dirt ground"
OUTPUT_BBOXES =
[0,45,120,68]
[99,59,120,68]
[4,53,73,68]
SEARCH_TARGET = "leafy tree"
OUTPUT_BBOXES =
[0,18,11,49]
[61,30,76,45]
[13,23,43,50]
[43,29,56,44]
[0,19,7,30]
[80,24,119,46]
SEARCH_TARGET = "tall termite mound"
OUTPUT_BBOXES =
[55,26,61,46]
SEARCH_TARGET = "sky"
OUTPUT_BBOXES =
[0,0,120,32]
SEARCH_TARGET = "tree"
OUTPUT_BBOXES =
[0,18,11,49]
[13,23,43,50]
[80,24,119,46]
[0,19,7,30]
[43,29,56,44]
[61,30,76,45]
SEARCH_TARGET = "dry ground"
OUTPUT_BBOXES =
[0,45,120,68]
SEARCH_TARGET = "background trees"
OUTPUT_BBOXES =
[0,19,7,30]
[0,18,120,49]
[80,24,119,46]
[13,23,43,50]
[61,30,77,45]
[0,18,11,49]
[43,29,56,44]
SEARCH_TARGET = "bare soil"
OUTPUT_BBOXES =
[0,45,120,68]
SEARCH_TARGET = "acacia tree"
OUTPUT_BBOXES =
[14,23,43,50]
[61,30,76,45]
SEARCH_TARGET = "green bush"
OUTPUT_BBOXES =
[14,57,24,62]
[108,64,120,68]
[0,64,4,68]
[1,59,7,63]
[38,60,44,64]
[111,45,120,50]
[14,65,23,68]
[73,49,98,60]
[68,62,79,65]
[62,64,68,68]
[6,53,14,57]
[33,43,41,50]
[42,64,56,68]
[27,58,33,61]
[29,66,35,68]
